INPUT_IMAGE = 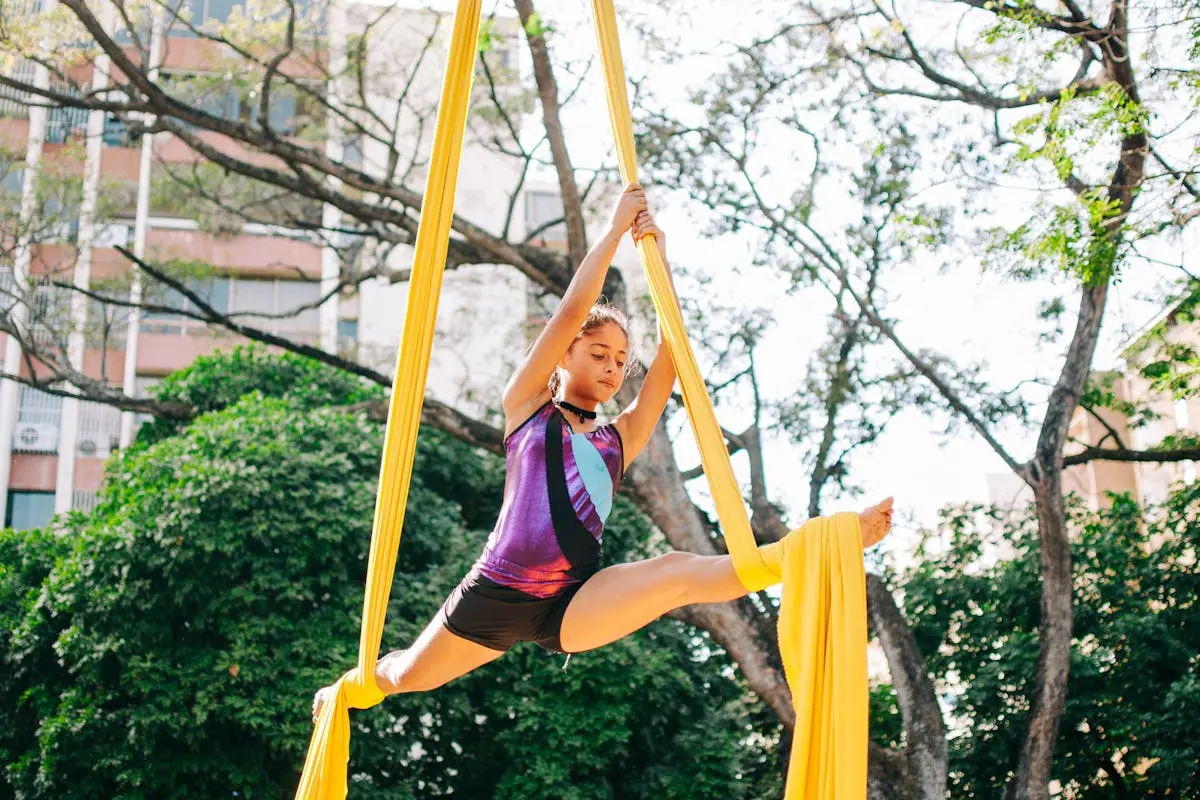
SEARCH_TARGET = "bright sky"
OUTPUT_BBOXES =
[396,0,1194,552]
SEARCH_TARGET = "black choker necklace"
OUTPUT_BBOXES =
[557,400,597,424]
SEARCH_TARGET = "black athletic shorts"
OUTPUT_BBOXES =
[439,568,585,654]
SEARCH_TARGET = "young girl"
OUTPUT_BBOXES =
[313,184,893,719]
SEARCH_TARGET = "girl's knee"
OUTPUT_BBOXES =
[378,649,434,694]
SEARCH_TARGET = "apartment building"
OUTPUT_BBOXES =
[0,1,606,530]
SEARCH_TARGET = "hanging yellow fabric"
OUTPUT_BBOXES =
[293,2,482,798]
[775,513,869,798]
[588,3,869,796]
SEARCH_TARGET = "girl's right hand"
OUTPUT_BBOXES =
[609,183,648,233]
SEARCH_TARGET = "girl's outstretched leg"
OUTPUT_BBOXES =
[558,550,744,654]
[311,617,504,721]
[557,497,895,654]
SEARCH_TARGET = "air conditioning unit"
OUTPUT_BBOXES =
[77,436,99,456]
[13,422,59,453]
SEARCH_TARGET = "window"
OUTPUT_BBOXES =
[204,0,238,23]
[276,279,320,330]
[0,266,15,317]
[243,83,324,136]
[77,401,122,459]
[475,22,516,78]
[343,135,363,168]
[141,275,230,334]
[168,0,242,35]
[141,276,319,338]
[29,283,71,345]
[524,190,566,241]
[17,386,63,428]
[229,277,274,314]
[168,2,321,36]
[103,114,141,148]
[1,165,23,196]
[161,72,239,125]
[6,491,55,530]
[71,491,99,513]
[337,318,358,359]
[164,70,321,136]
[12,385,62,455]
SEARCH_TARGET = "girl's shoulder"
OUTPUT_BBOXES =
[504,395,554,444]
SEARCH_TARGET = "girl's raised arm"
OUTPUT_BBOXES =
[502,184,647,430]
[613,211,677,467]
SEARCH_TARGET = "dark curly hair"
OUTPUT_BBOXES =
[548,303,633,399]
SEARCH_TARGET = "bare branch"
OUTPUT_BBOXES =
[1062,445,1200,467]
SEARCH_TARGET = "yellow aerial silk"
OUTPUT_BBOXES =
[293,2,481,797]
[588,5,868,797]
[294,0,868,797]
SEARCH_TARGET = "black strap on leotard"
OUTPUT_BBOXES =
[544,407,602,580]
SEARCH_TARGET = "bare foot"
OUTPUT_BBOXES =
[859,497,894,549]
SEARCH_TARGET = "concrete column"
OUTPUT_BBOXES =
[56,5,115,513]
[119,13,164,449]
[0,52,51,521]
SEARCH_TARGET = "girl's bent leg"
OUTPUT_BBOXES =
[312,616,504,721]
[376,614,506,694]
[558,551,746,654]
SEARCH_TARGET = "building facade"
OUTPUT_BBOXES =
[0,1,629,529]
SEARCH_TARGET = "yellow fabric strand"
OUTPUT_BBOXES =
[588,0,775,593]
[777,514,869,799]
[293,3,481,798]
[588,4,869,796]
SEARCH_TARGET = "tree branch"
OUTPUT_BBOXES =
[1063,445,1200,467]
[513,0,588,267]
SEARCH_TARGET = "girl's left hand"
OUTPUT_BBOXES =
[632,210,665,256]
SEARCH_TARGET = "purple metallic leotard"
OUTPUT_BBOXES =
[439,401,624,653]
[477,401,624,596]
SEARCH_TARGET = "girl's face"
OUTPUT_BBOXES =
[560,322,629,404]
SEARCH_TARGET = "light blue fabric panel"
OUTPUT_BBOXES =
[570,433,614,522]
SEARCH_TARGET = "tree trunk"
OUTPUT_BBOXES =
[866,574,948,799]
[626,421,796,725]
[868,741,911,800]
[512,0,588,268]
[1009,279,1110,799]
[1008,477,1073,800]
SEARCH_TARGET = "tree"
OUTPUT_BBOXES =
[0,0,924,784]
[898,486,1200,796]
[0,347,769,799]
[630,0,1200,794]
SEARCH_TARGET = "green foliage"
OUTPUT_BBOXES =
[868,684,904,751]
[995,82,1152,285]
[1124,282,1200,400]
[522,12,554,39]
[899,489,1200,796]
[136,345,382,446]
[1,351,764,799]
